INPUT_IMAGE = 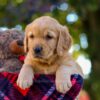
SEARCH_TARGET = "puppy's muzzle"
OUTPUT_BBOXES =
[34,45,43,57]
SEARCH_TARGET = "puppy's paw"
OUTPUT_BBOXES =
[17,65,34,89]
[56,74,72,94]
[17,72,34,89]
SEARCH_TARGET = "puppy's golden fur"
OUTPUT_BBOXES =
[17,16,83,94]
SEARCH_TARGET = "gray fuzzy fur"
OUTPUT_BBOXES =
[0,29,24,73]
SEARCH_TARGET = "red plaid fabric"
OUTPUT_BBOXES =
[0,72,83,100]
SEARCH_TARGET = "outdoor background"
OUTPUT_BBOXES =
[0,0,100,100]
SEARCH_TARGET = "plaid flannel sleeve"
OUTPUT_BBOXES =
[0,72,83,100]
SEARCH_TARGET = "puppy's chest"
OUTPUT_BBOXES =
[33,63,59,74]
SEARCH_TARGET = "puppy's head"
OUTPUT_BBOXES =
[25,16,72,61]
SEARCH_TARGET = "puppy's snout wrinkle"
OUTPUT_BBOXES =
[34,45,43,55]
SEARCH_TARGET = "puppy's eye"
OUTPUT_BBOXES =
[29,35,34,39]
[45,35,53,40]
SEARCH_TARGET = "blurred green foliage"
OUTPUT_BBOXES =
[0,0,100,99]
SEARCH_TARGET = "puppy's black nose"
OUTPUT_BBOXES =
[34,46,42,54]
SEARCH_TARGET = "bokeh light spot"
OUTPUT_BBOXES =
[66,12,78,23]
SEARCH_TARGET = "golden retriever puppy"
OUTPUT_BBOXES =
[17,16,83,94]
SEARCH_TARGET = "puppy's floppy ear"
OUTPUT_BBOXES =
[24,33,28,53]
[24,25,30,53]
[57,26,72,56]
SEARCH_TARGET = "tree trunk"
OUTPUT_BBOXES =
[82,9,100,100]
